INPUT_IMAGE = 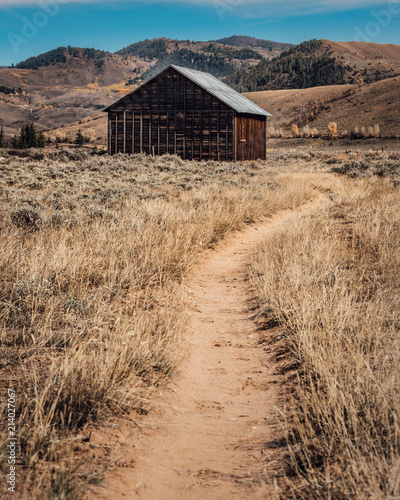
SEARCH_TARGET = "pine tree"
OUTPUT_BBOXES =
[75,129,85,147]
[37,131,46,148]
[11,135,19,149]
[10,123,45,149]
[26,123,38,148]
[19,126,28,149]
[0,127,5,148]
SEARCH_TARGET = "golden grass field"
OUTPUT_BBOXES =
[250,172,400,498]
[0,147,399,498]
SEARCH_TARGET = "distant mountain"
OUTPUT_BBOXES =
[225,40,347,92]
[115,37,277,82]
[225,39,400,92]
[16,46,110,70]
[1,36,399,139]
[2,35,289,137]
[115,35,289,60]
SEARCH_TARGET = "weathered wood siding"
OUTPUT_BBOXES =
[235,115,267,161]
[108,67,236,161]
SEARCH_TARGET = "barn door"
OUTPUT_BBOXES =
[236,117,246,161]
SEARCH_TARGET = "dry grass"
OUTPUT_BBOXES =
[250,174,400,498]
[269,122,383,140]
[0,150,315,498]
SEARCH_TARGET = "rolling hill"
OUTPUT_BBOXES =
[0,36,289,138]
[0,37,399,141]
[115,36,285,82]
[46,74,400,146]
[245,75,400,137]
[225,39,400,92]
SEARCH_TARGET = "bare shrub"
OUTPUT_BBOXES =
[310,127,320,138]
[373,123,381,137]
[327,121,338,138]
[10,205,45,229]
[268,127,285,139]
[291,124,299,138]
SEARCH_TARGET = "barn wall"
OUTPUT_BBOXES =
[108,67,235,161]
[235,115,267,161]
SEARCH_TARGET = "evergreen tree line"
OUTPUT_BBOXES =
[0,126,90,150]
[0,85,22,95]
[16,46,109,70]
[0,127,6,148]
[225,39,347,92]
[117,39,169,60]
[200,44,263,61]
[141,48,241,81]
[7,124,46,149]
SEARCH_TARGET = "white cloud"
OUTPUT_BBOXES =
[0,0,392,19]
[0,0,391,6]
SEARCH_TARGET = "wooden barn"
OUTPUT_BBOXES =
[104,65,271,162]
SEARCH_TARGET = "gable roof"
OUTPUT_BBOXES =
[170,65,271,117]
[104,65,272,117]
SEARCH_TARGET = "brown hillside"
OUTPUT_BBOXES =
[48,76,400,146]
[0,54,149,98]
[245,76,400,136]
[0,50,153,138]
[0,36,283,138]
[3,39,400,143]
[323,39,400,81]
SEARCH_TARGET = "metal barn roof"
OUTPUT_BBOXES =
[104,65,272,117]
[170,65,271,117]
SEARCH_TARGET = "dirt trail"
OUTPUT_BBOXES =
[92,197,325,500]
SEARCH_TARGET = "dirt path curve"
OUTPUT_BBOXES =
[93,196,325,500]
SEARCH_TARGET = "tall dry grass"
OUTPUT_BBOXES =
[0,151,316,498]
[250,176,400,498]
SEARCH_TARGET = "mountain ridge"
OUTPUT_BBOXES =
[224,39,400,92]
[0,37,399,139]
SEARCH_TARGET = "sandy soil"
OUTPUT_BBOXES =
[88,196,325,500]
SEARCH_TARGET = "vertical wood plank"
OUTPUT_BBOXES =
[209,98,212,159]
[108,115,111,155]
[115,114,118,154]
[167,113,169,155]
[158,111,160,156]
[132,111,135,154]
[149,112,152,155]
[183,79,186,160]
[123,109,126,154]
[200,111,203,161]
[158,80,160,156]
[174,111,177,155]
[217,109,220,161]
[200,90,203,161]
[140,112,143,153]
[192,111,194,160]
[226,115,228,161]
[234,115,237,162]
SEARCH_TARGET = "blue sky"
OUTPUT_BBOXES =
[0,0,399,66]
